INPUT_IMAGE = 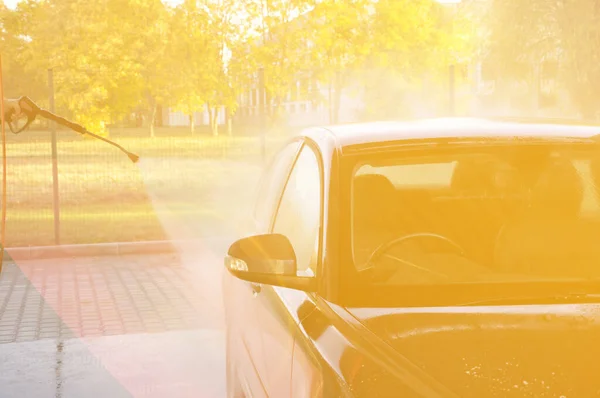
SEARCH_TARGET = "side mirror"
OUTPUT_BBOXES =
[225,233,316,292]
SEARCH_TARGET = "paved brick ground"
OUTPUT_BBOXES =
[0,252,223,344]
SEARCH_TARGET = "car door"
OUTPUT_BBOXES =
[232,140,303,395]
[256,142,323,397]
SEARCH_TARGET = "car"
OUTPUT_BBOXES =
[222,117,600,397]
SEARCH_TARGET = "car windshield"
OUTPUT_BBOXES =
[345,140,600,303]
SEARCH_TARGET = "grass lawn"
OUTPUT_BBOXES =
[7,126,600,248]
[1,131,275,247]
[4,127,288,159]
[6,204,166,246]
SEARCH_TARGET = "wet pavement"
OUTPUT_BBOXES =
[0,242,230,398]
[0,158,263,398]
[0,328,225,398]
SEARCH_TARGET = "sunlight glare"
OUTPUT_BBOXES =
[163,0,184,6]
[4,0,185,9]
[3,0,18,10]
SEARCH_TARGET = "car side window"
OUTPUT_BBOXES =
[253,141,302,233]
[271,144,322,276]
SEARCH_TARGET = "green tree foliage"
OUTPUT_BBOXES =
[127,0,172,137]
[3,0,173,135]
[168,0,222,134]
[306,0,371,123]
[2,0,485,133]
[242,0,314,127]
[204,0,247,136]
[1,2,42,101]
[487,0,600,119]
[358,0,477,119]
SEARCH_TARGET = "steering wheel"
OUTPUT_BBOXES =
[364,232,466,270]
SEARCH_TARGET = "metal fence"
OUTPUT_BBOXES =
[3,128,287,248]
[0,67,290,248]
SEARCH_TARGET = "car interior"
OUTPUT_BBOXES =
[352,146,600,284]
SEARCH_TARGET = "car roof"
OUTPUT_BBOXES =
[302,117,600,149]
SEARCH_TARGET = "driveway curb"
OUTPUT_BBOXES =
[2,238,235,261]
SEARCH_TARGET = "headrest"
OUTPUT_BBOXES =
[451,159,497,192]
[353,173,396,199]
[352,174,397,225]
[529,158,583,216]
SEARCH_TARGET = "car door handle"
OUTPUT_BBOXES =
[251,283,262,295]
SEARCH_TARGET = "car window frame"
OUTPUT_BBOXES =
[253,139,303,231]
[269,138,325,279]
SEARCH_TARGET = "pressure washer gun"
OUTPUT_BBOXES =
[3,96,139,163]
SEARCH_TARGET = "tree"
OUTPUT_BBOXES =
[3,0,169,136]
[168,0,218,134]
[227,38,258,130]
[1,0,61,108]
[242,0,314,128]
[119,0,172,137]
[1,6,44,126]
[306,0,371,123]
[203,0,246,136]
[484,0,600,118]
[360,0,467,119]
[555,0,600,119]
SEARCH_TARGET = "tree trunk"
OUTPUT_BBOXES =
[150,102,157,138]
[226,107,233,136]
[211,107,219,136]
[269,98,282,129]
[208,104,214,135]
[328,76,334,124]
[333,71,343,124]
[266,90,272,121]
[189,114,195,135]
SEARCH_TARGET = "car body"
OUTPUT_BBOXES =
[222,117,600,397]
